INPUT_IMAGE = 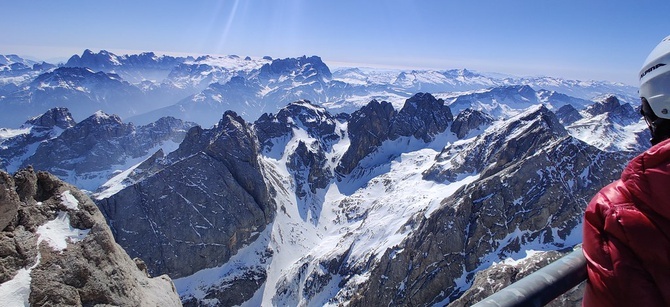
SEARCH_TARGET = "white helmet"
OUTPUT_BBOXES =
[640,35,670,119]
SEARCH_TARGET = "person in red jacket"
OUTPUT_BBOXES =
[583,35,670,306]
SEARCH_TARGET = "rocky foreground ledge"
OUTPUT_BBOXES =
[0,167,181,306]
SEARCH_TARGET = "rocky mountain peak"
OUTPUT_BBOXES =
[141,116,193,137]
[585,95,621,116]
[96,109,276,279]
[450,108,493,139]
[456,68,477,78]
[337,94,457,176]
[336,99,396,175]
[129,51,158,63]
[492,84,536,99]
[65,49,121,70]
[0,56,52,75]
[63,52,83,67]
[520,104,567,134]
[284,101,338,139]
[583,95,640,126]
[207,111,259,162]
[358,104,628,306]
[166,125,210,160]
[0,54,33,66]
[254,100,342,156]
[555,104,583,126]
[538,89,569,102]
[125,51,184,69]
[64,111,132,140]
[32,66,89,84]
[19,113,193,191]
[1,109,77,173]
[424,105,567,182]
[390,92,454,142]
[259,55,332,81]
[90,110,123,123]
[24,107,75,130]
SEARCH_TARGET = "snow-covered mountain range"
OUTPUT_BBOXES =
[0,50,647,306]
[0,107,195,192]
[0,50,637,128]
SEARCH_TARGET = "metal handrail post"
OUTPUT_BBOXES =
[471,248,587,307]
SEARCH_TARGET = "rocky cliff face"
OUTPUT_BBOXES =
[555,104,583,126]
[336,99,396,176]
[24,107,76,130]
[450,108,493,139]
[337,93,454,176]
[0,167,181,306]
[255,100,344,224]
[96,111,276,279]
[389,92,454,142]
[349,106,629,306]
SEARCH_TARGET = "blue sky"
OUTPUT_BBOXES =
[2,0,669,85]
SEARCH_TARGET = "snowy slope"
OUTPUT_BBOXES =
[175,111,479,305]
[169,95,640,306]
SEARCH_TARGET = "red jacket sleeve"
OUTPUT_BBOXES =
[582,181,665,307]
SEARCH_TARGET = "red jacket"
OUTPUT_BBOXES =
[583,138,670,306]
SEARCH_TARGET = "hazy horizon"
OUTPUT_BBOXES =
[3,0,670,86]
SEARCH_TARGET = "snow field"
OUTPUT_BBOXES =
[173,115,482,305]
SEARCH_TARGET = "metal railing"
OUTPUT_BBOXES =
[472,248,587,307]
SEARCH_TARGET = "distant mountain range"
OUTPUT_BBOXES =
[0,49,647,306]
[0,50,637,128]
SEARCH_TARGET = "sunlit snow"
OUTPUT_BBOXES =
[0,127,31,140]
[175,116,484,306]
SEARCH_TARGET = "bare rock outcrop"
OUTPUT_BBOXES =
[96,111,276,279]
[0,167,181,306]
[350,106,628,306]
